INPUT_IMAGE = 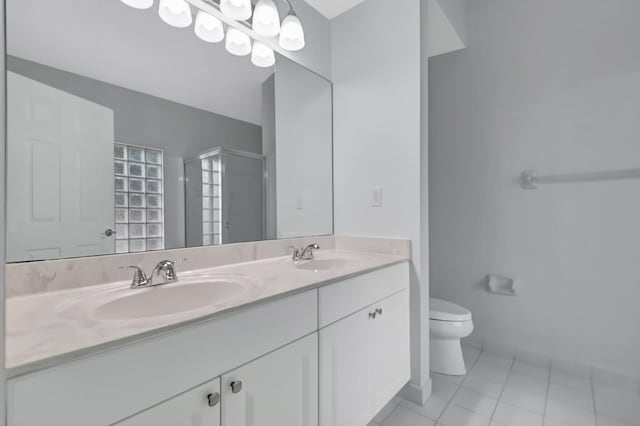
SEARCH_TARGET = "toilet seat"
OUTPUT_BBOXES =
[430,298,472,322]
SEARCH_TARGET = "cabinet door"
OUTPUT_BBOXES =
[319,307,372,426]
[370,290,411,412]
[221,333,318,426]
[114,378,220,426]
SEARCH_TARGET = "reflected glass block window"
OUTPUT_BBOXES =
[201,156,221,246]
[114,143,164,253]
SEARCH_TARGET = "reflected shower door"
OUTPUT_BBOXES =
[221,151,265,244]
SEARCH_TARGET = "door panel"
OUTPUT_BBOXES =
[319,309,372,426]
[222,334,318,426]
[370,290,411,412]
[114,379,220,426]
[7,71,115,262]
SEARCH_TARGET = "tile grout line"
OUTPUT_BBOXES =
[434,347,484,424]
[377,399,401,425]
[435,349,484,426]
[487,353,516,424]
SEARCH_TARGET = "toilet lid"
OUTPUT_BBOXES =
[430,298,472,321]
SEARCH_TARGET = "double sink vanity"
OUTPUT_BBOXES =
[6,237,411,426]
[4,2,410,425]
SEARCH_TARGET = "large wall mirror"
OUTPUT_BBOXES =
[5,0,333,263]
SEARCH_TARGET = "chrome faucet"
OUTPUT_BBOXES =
[121,259,185,289]
[292,244,320,261]
[151,259,184,285]
[120,266,150,288]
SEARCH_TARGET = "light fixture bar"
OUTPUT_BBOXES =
[185,0,302,59]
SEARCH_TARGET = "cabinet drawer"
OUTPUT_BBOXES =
[318,262,409,327]
[8,290,317,426]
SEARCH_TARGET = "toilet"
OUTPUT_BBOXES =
[430,298,474,376]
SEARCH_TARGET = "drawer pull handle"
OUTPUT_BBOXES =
[369,311,377,320]
[230,380,243,394]
[376,308,383,316]
[207,393,220,407]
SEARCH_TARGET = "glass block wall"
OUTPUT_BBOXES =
[201,155,222,245]
[114,143,164,253]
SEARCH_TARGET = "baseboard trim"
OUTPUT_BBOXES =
[399,378,432,405]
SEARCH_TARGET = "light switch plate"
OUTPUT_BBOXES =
[371,186,383,207]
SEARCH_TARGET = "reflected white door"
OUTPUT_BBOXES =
[7,72,115,262]
[221,152,264,244]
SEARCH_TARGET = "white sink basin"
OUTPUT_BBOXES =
[292,252,375,272]
[295,258,351,271]
[61,274,256,321]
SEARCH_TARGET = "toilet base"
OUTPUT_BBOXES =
[430,338,467,376]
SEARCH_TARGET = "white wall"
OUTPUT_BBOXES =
[430,0,640,376]
[275,58,333,238]
[332,0,430,402]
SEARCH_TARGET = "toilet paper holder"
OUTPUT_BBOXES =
[486,274,517,296]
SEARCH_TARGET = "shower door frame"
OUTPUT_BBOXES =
[184,146,267,246]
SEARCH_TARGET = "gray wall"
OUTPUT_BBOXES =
[7,56,262,249]
[430,0,640,376]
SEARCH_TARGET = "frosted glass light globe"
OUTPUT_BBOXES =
[220,0,252,21]
[251,41,276,67]
[225,28,252,56]
[195,11,224,43]
[252,0,281,37]
[121,0,154,10]
[158,0,193,28]
[279,13,305,51]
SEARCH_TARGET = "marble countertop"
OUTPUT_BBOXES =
[6,249,409,377]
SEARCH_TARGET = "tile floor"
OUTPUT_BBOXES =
[368,346,640,426]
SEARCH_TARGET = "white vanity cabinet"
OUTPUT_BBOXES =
[318,263,410,426]
[115,379,221,426]
[221,333,318,426]
[116,334,318,426]
[7,261,410,426]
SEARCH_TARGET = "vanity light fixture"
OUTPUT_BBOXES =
[158,0,193,27]
[120,0,307,67]
[251,41,276,67]
[225,27,252,56]
[220,0,252,21]
[252,0,281,37]
[279,11,305,51]
[121,0,154,9]
[195,10,225,43]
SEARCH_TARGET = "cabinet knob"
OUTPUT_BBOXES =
[376,308,383,316]
[368,311,377,320]
[230,380,243,394]
[207,393,220,407]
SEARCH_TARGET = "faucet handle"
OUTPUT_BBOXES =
[289,246,302,260]
[120,266,150,288]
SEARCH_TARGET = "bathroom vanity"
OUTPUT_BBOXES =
[4,1,413,425]
[6,247,410,426]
